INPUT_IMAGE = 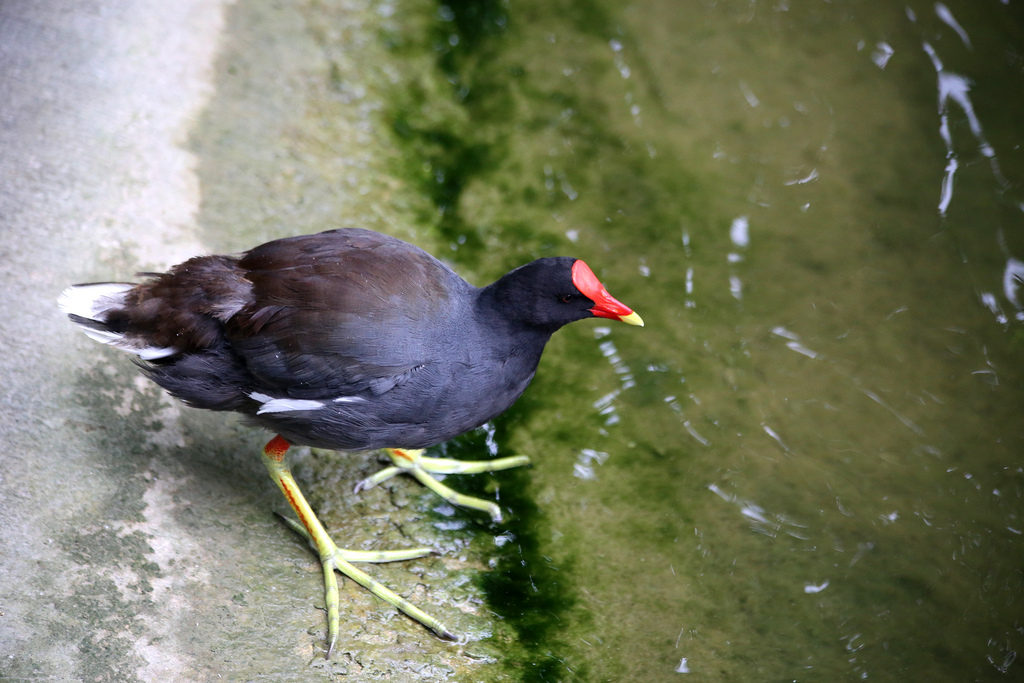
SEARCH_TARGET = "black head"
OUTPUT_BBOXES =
[482,257,643,332]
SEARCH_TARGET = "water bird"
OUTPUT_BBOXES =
[59,227,643,655]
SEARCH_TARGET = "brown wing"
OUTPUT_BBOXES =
[225,229,467,399]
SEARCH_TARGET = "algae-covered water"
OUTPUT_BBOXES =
[6,0,1018,680]
[186,0,1024,679]
[190,2,1024,679]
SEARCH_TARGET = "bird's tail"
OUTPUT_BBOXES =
[58,282,178,360]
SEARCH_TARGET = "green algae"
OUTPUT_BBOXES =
[183,0,1024,679]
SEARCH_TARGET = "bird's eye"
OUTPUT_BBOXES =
[560,294,573,303]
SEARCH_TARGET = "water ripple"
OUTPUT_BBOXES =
[707,482,809,540]
[919,35,1006,216]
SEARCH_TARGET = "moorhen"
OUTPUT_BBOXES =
[59,228,642,654]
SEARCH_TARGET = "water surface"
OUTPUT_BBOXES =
[196,0,1024,679]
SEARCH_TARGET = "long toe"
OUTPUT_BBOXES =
[377,448,530,520]
[324,551,454,644]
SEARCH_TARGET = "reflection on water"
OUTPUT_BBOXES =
[446,0,1022,679]
[571,447,608,480]
[707,483,809,542]
[772,325,819,359]
[934,2,972,50]
[910,4,1022,349]
[727,215,748,300]
[1001,258,1024,322]
[217,0,1024,678]
[921,39,1001,216]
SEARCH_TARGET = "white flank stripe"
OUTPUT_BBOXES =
[250,394,325,414]
[135,346,180,360]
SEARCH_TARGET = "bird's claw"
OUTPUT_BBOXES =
[354,448,531,522]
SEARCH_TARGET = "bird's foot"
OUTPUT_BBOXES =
[275,514,456,655]
[262,437,455,657]
[354,448,530,523]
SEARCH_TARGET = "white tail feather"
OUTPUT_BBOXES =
[58,283,134,319]
[58,283,179,360]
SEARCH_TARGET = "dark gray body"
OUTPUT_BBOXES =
[89,229,591,451]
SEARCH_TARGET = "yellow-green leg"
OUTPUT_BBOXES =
[262,435,456,657]
[354,447,530,522]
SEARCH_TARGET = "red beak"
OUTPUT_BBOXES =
[571,260,644,326]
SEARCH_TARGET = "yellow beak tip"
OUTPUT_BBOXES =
[620,311,645,327]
